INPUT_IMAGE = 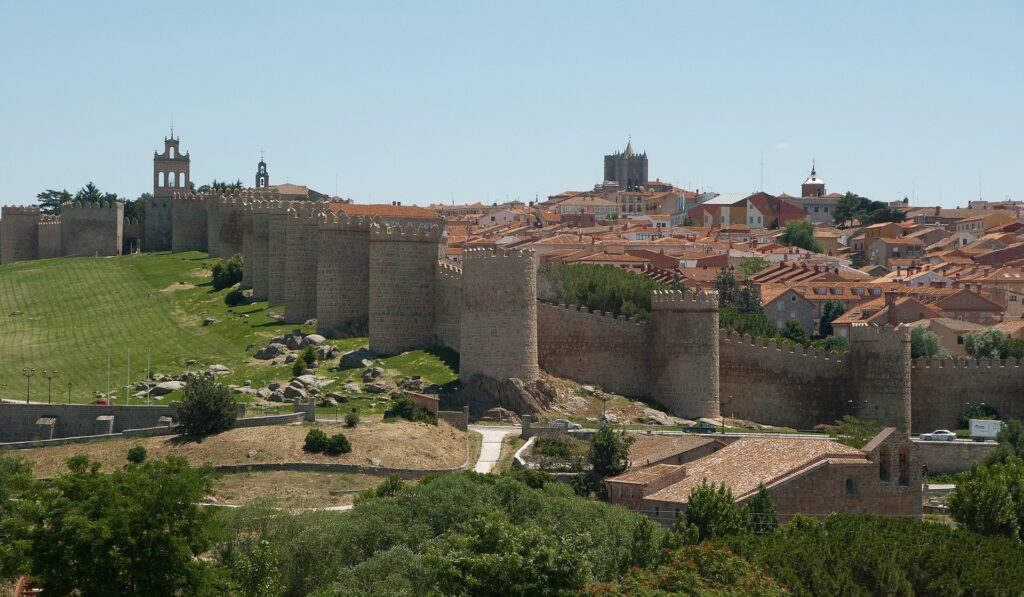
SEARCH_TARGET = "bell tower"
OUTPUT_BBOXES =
[153,128,190,199]
[255,153,269,189]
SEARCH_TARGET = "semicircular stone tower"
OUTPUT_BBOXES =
[459,247,539,383]
[316,211,373,337]
[647,289,720,419]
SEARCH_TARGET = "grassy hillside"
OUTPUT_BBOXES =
[0,252,301,402]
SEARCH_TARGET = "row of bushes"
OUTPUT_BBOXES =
[303,429,352,455]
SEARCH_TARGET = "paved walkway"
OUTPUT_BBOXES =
[470,425,520,474]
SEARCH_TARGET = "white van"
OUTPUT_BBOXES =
[969,419,1003,442]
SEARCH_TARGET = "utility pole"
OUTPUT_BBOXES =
[21,368,35,404]
[126,352,131,405]
[107,351,111,398]
[67,382,72,404]
[42,370,59,404]
[147,348,152,406]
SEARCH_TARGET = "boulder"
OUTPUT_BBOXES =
[300,368,316,376]
[285,335,303,350]
[256,388,272,399]
[361,367,384,382]
[268,382,281,391]
[283,385,307,400]
[185,359,198,366]
[284,353,298,364]
[364,382,389,394]
[202,317,216,327]
[315,345,337,361]
[255,343,288,360]
[268,392,285,403]
[480,407,521,424]
[342,383,362,394]
[319,397,337,407]
[294,374,318,388]
[151,381,185,396]
[460,375,555,418]
[327,392,348,403]
[636,407,681,426]
[208,364,230,375]
[340,348,376,369]
[152,373,169,382]
[301,334,326,347]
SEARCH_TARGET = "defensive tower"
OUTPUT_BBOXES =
[647,290,721,419]
[850,324,912,433]
[59,200,124,257]
[250,201,271,301]
[1,206,41,264]
[316,211,373,337]
[284,201,328,323]
[459,248,539,383]
[171,192,209,253]
[266,200,290,306]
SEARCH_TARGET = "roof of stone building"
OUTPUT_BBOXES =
[644,437,865,504]
[329,203,439,219]
[627,435,721,468]
[609,464,684,485]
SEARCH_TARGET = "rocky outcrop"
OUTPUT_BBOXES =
[460,374,556,418]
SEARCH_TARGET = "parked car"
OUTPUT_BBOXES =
[549,418,582,431]
[969,419,1003,442]
[920,429,957,441]
[684,421,718,435]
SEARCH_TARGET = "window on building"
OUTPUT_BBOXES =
[675,508,681,517]
[814,206,820,212]
[169,146,175,159]
[879,447,890,482]
[777,302,784,312]
[824,207,829,212]
[957,336,964,344]
[655,506,660,517]
[618,486,623,498]
[845,478,859,496]
[899,450,910,486]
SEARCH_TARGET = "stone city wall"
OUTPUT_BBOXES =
[284,202,328,323]
[459,248,539,382]
[849,324,913,433]
[719,331,853,430]
[537,302,648,398]
[911,357,1024,433]
[434,261,463,350]
[914,438,996,474]
[647,290,720,419]
[266,201,290,306]
[206,192,222,257]
[367,222,440,354]
[60,200,124,257]
[241,202,255,287]
[122,217,143,254]
[218,195,246,259]
[37,215,61,259]
[171,192,209,253]
[250,202,271,300]
[144,196,172,252]
[0,403,177,443]
[1,206,40,264]
[316,212,373,337]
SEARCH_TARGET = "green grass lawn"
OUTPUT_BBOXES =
[0,252,303,403]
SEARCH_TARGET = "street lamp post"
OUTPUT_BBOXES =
[67,382,72,404]
[21,368,36,404]
[42,370,59,405]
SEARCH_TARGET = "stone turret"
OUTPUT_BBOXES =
[316,211,373,337]
[241,201,255,288]
[60,200,124,257]
[217,193,247,259]
[266,200,291,306]
[284,201,329,323]
[1,206,41,264]
[171,192,208,253]
[37,214,62,259]
[250,201,271,301]
[206,192,223,257]
[459,248,539,383]
[367,222,441,354]
[850,324,912,433]
[647,290,720,419]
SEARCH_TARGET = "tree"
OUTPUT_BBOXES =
[810,335,849,353]
[35,189,71,214]
[13,455,218,595]
[984,419,1024,465]
[126,445,148,464]
[211,254,243,290]
[304,428,329,452]
[735,280,763,314]
[230,538,284,597]
[949,459,1024,541]
[910,326,947,358]
[539,263,669,320]
[827,415,882,449]
[780,320,808,345]
[344,409,360,428]
[819,300,846,337]
[832,193,862,228]
[197,179,244,193]
[176,375,237,436]
[74,181,119,204]
[958,403,1000,429]
[1003,338,1024,359]
[125,193,150,222]
[743,484,779,534]
[964,329,1008,359]
[778,220,823,253]
[737,257,770,279]
[683,480,748,541]
[0,455,34,578]
[588,426,635,478]
[832,192,906,228]
[714,268,741,308]
[325,433,352,455]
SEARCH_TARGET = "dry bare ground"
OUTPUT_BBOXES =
[19,420,468,478]
[213,470,386,507]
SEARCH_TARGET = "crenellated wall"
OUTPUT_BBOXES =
[648,290,720,419]
[1,206,40,264]
[250,202,270,300]
[537,302,648,397]
[433,261,463,350]
[719,331,853,429]
[266,201,290,306]
[241,203,255,288]
[368,222,441,354]
[911,357,1024,432]
[60,201,124,257]
[316,212,372,337]
[170,193,208,253]
[206,192,222,257]
[122,218,143,254]
[850,324,912,433]
[284,202,328,323]
[37,215,61,259]
[459,248,539,382]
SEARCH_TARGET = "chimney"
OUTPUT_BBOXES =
[885,291,898,327]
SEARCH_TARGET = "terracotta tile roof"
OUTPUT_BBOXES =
[645,437,865,503]
[329,203,440,219]
[627,435,720,467]
[611,463,685,485]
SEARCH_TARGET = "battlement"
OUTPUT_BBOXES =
[848,323,911,345]
[319,211,375,230]
[436,260,463,282]
[650,289,719,310]
[369,221,442,242]
[59,200,123,210]
[1,205,41,215]
[170,192,209,204]
[462,247,536,261]
[37,215,61,225]
[912,356,1023,369]
[537,300,647,326]
[266,199,293,214]
[719,329,849,364]
[288,201,330,221]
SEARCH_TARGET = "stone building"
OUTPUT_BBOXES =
[148,135,190,251]
[603,140,648,191]
[60,201,124,257]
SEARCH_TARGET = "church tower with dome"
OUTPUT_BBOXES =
[801,161,826,197]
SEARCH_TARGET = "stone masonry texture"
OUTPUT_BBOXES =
[368,222,439,354]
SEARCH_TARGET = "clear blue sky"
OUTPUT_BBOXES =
[1,1,1021,208]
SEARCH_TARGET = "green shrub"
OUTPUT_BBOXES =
[325,433,352,455]
[211,254,244,290]
[388,394,416,420]
[291,360,305,377]
[300,345,317,366]
[176,375,237,436]
[225,288,247,307]
[539,263,672,320]
[126,445,148,464]
[533,437,575,459]
[414,409,438,425]
[303,428,329,453]
[957,403,999,429]
[344,410,360,428]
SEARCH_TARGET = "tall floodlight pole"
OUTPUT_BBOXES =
[67,382,72,404]
[42,370,59,404]
[147,348,152,406]
[126,352,131,405]
[107,351,111,398]
[21,368,36,404]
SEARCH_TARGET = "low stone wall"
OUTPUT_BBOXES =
[439,408,469,431]
[914,439,996,474]
[0,403,177,442]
